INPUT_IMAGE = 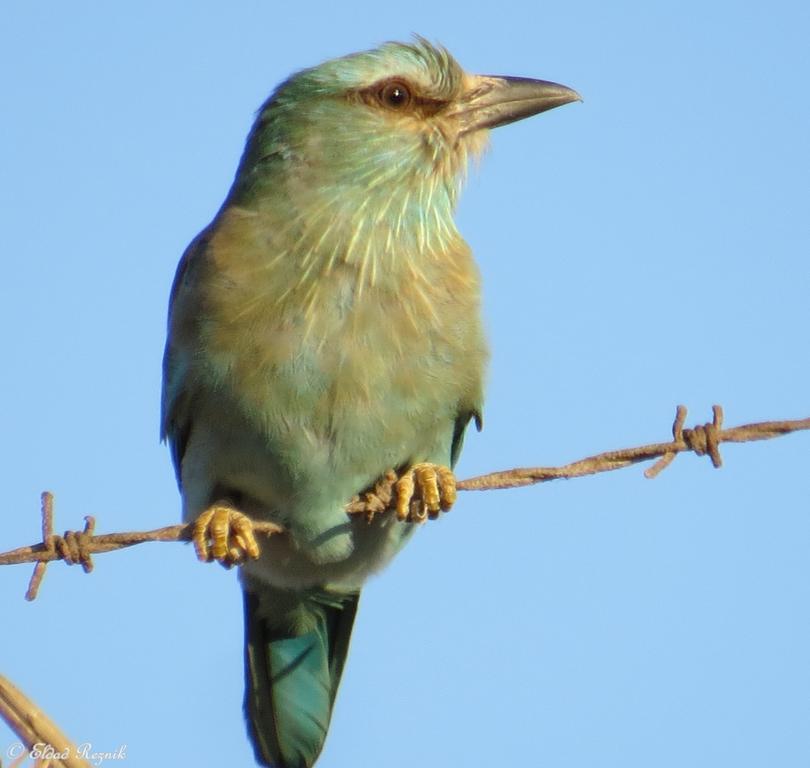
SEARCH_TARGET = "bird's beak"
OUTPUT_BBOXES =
[453,75,581,134]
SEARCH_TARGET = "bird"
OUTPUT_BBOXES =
[161,37,578,768]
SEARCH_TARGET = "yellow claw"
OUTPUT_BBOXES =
[192,504,260,567]
[395,463,457,523]
[414,464,441,514]
[395,473,415,521]
[437,465,457,510]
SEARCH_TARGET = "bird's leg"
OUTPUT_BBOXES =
[395,463,457,523]
[192,502,260,568]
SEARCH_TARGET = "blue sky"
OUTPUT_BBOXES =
[2,2,808,767]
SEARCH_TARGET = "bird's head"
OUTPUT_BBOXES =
[228,38,578,266]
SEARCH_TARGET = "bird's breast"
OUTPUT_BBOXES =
[198,204,486,470]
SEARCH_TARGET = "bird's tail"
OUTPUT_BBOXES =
[243,581,359,768]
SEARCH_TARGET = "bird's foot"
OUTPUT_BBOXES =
[192,503,260,568]
[395,463,457,523]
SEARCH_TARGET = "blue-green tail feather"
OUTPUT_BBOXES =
[243,585,359,768]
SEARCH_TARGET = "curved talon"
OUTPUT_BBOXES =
[192,504,260,567]
[437,466,457,511]
[395,463,457,523]
[395,472,416,521]
[414,464,440,515]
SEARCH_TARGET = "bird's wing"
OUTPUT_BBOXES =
[160,228,212,485]
[450,407,483,468]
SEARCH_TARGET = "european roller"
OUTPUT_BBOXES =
[161,38,578,767]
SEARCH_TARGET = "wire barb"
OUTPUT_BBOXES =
[24,496,96,601]
[682,404,724,467]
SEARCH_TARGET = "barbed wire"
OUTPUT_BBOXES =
[2,405,808,602]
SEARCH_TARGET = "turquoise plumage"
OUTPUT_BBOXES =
[161,38,578,767]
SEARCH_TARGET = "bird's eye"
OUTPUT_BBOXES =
[378,81,412,110]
